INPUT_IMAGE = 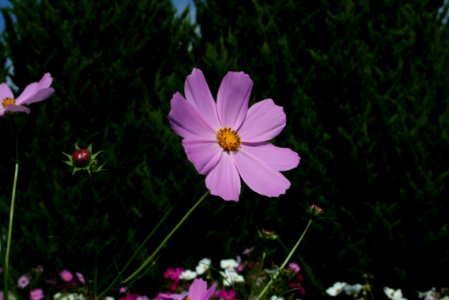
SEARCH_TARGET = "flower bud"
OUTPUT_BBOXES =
[72,149,91,167]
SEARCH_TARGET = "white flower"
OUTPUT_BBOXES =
[53,293,85,300]
[384,287,407,300]
[270,296,284,300]
[179,269,197,280]
[220,258,239,270]
[418,288,436,300]
[195,258,212,275]
[220,269,245,286]
[326,282,347,297]
[343,283,363,296]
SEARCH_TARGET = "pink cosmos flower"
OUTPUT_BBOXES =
[18,274,31,288]
[162,278,217,300]
[59,269,74,282]
[169,68,300,201]
[0,73,54,116]
[29,289,44,300]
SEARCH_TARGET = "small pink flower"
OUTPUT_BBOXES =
[18,274,31,288]
[215,289,237,300]
[287,262,300,273]
[163,267,185,281]
[76,272,85,284]
[169,68,300,201]
[59,269,74,282]
[120,287,128,294]
[0,73,54,116]
[29,289,44,300]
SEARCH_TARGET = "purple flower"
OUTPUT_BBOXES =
[59,269,74,282]
[29,289,44,300]
[75,272,85,284]
[18,274,31,288]
[163,278,217,300]
[0,73,54,116]
[169,68,300,201]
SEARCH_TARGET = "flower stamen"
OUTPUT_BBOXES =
[2,97,15,107]
[217,128,241,152]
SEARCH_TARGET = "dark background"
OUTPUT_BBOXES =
[0,0,448,298]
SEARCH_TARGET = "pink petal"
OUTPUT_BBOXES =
[241,143,300,171]
[19,88,54,105]
[184,68,221,130]
[217,71,253,129]
[205,153,241,201]
[15,82,38,104]
[37,73,53,89]
[15,73,53,104]
[205,283,217,299]
[169,92,216,140]
[234,145,292,197]
[189,279,207,300]
[0,83,14,99]
[2,104,30,114]
[238,99,286,143]
[182,139,222,175]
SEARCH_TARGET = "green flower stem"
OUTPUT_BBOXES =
[96,190,209,300]
[122,190,209,284]
[3,162,19,300]
[256,218,313,300]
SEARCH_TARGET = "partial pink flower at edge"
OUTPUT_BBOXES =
[0,73,54,116]
[168,68,300,201]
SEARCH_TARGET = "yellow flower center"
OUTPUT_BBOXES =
[2,97,15,107]
[217,127,241,152]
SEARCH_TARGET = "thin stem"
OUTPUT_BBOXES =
[3,163,18,300]
[96,206,174,299]
[96,190,209,300]
[256,218,313,300]
[92,179,99,299]
[4,133,20,300]
[121,190,209,284]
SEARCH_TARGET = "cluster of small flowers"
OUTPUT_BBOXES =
[154,256,305,300]
[0,267,86,300]
[326,282,449,300]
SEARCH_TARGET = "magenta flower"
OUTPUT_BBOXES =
[169,68,300,201]
[215,289,237,300]
[29,289,44,300]
[163,267,185,281]
[59,269,74,282]
[163,278,217,300]
[0,73,54,116]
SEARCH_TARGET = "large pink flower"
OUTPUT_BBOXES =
[169,68,300,201]
[0,73,54,116]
